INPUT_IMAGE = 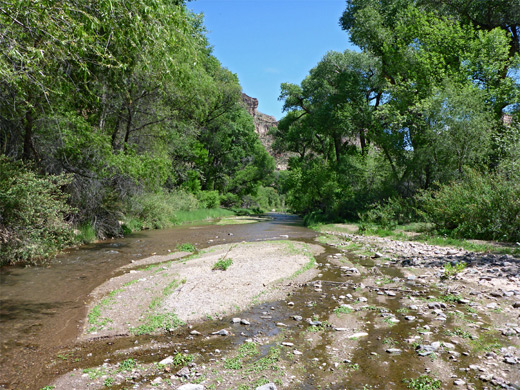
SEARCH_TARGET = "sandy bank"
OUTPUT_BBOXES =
[81,240,324,340]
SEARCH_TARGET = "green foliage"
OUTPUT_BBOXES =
[420,169,520,242]
[118,359,137,372]
[443,262,467,279]
[333,305,353,316]
[403,375,441,390]
[197,191,220,209]
[0,0,275,263]
[212,258,233,271]
[171,353,194,366]
[176,243,196,252]
[0,157,75,265]
[76,223,97,244]
[131,313,185,335]
[123,191,199,230]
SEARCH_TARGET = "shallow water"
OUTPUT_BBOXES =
[0,213,315,389]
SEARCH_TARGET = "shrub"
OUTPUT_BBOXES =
[196,190,220,208]
[0,157,75,265]
[212,258,233,271]
[419,169,520,242]
[359,197,421,230]
[123,190,199,229]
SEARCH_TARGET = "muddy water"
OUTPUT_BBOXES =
[0,214,315,390]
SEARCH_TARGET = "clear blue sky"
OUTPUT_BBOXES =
[187,0,357,120]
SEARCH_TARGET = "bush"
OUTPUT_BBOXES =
[124,190,199,229]
[359,197,421,230]
[196,190,220,208]
[419,169,520,242]
[0,157,75,264]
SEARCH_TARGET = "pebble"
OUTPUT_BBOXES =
[386,348,402,354]
[293,350,303,355]
[256,383,277,390]
[453,379,466,386]
[159,356,174,365]
[211,329,229,336]
[292,315,303,321]
[240,319,250,325]
[349,332,369,339]
[281,342,294,347]
[177,385,204,390]
[190,330,201,336]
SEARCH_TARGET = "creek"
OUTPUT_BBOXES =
[0,214,315,389]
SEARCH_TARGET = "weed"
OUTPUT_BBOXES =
[224,356,243,370]
[131,313,185,335]
[239,342,259,357]
[40,387,56,390]
[176,243,196,252]
[118,358,137,372]
[123,279,139,287]
[103,377,115,387]
[403,375,441,389]
[439,294,462,303]
[470,332,503,352]
[445,328,472,339]
[250,346,281,372]
[333,305,353,316]
[443,262,467,279]
[172,352,194,366]
[348,363,360,370]
[213,258,233,271]
[383,337,397,345]
[82,367,107,379]
[163,278,185,296]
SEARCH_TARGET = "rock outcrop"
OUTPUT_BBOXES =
[241,93,288,170]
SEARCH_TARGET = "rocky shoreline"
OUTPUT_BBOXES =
[46,230,520,390]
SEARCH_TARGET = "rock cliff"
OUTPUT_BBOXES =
[241,93,288,170]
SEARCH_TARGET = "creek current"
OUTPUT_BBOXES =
[0,214,315,389]
[1,213,516,390]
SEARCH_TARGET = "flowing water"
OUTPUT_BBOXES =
[0,214,315,389]
[0,214,510,390]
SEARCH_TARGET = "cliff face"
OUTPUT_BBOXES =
[241,93,288,170]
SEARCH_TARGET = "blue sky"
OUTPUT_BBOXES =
[187,0,357,119]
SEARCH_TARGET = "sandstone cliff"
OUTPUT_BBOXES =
[241,93,288,170]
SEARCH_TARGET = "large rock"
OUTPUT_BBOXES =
[241,93,288,170]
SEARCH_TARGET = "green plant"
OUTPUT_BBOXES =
[172,353,194,366]
[224,356,243,370]
[131,313,185,335]
[0,157,75,265]
[118,358,137,372]
[104,377,115,387]
[445,328,472,339]
[213,257,233,271]
[443,262,467,279]
[403,375,441,389]
[333,305,353,316]
[176,243,196,252]
[40,387,56,390]
[419,169,520,242]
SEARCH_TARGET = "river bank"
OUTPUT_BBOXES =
[37,220,519,390]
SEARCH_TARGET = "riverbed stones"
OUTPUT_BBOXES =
[255,383,277,390]
[177,385,204,390]
[211,329,230,336]
[349,332,369,339]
